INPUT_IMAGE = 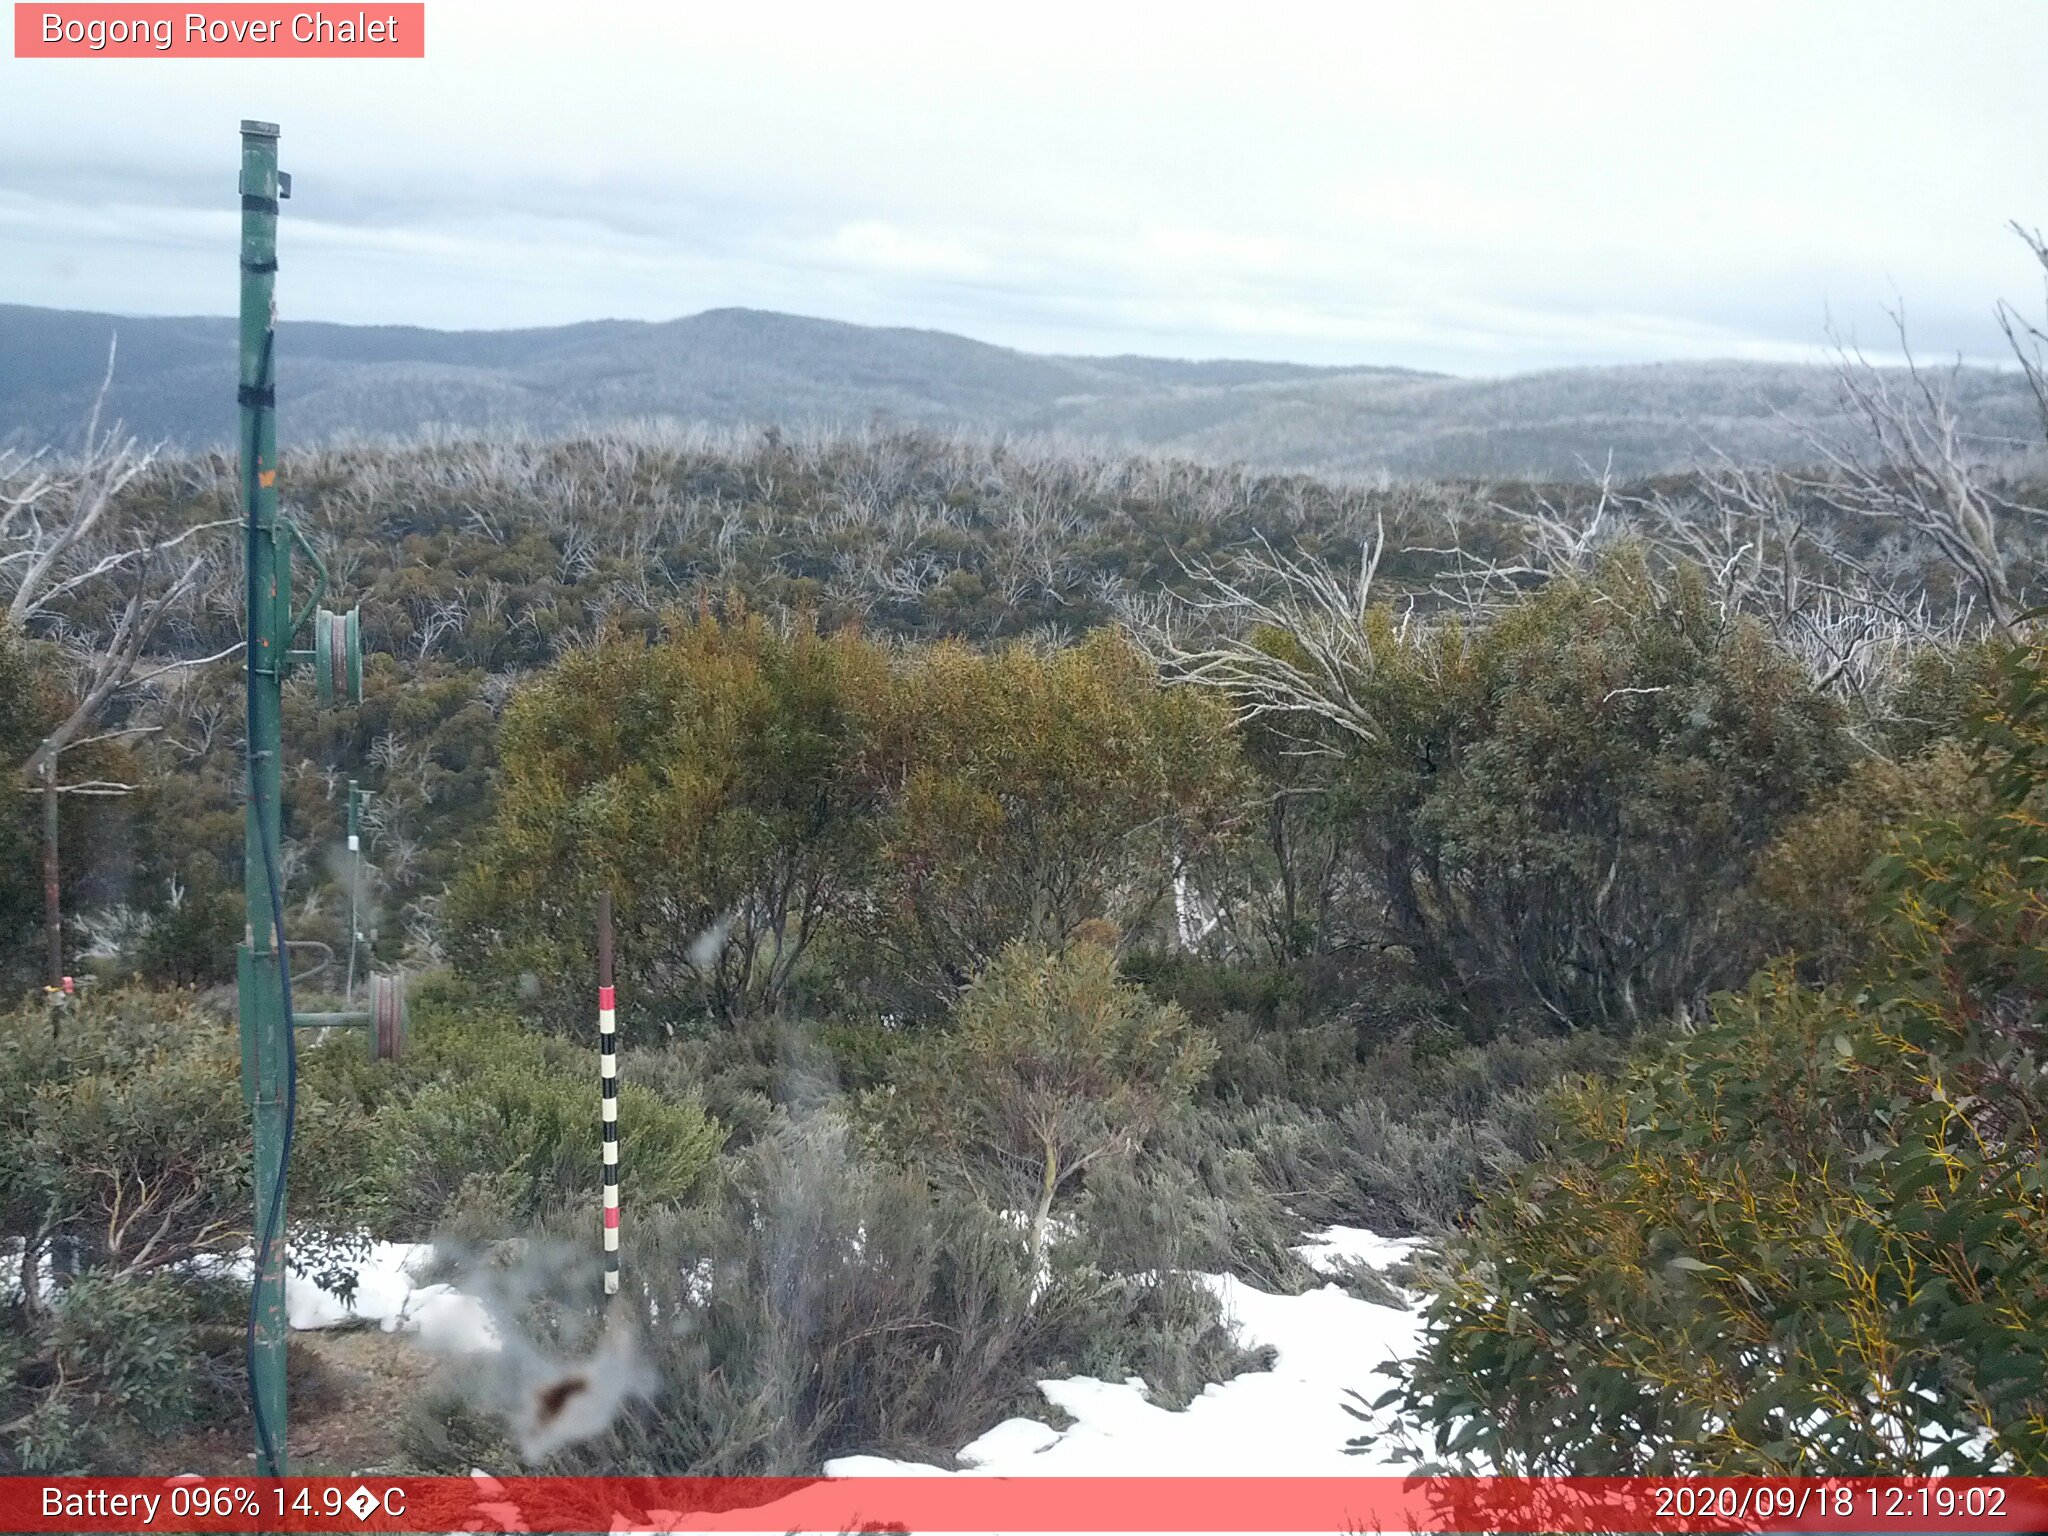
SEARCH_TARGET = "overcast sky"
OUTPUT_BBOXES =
[2,1,2044,374]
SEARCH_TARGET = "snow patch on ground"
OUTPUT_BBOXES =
[955,1416,1065,1467]
[824,1226,1432,1478]
[285,1241,501,1353]
[1291,1224,1425,1277]
[6,1238,503,1354]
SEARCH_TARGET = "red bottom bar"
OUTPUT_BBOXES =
[5,1476,2047,1534]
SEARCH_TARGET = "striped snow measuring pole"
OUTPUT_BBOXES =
[598,889,620,1295]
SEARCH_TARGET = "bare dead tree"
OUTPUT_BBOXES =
[413,594,468,660]
[1997,221,2048,444]
[1422,234,2048,686]
[2,341,239,981]
[1383,459,1629,624]
[1612,462,1958,714]
[1422,424,2015,720]
[1638,460,1806,621]
[1126,513,1395,755]
[1801,308,2037,639]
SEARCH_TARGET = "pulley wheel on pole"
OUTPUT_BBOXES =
[313,606,363,707]
[369,971,407,1061]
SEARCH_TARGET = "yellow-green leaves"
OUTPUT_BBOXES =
[1377,636,2048,1474]
[875,941,1216,1263]
[451,618,1250,1028]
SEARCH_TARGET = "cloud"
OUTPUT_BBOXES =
[1,0,2042,373]
[820,221,994,279]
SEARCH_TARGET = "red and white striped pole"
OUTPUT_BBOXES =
[597,888,619,1296]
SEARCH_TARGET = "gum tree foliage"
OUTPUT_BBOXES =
[1154,548,1849,1031]
[877,942,1217,1267]
[449,615,1248,1031]
[31,415,2028,989]
[863,629,1250,1011]
[446,606,889,1032]
[1372,634,2048,1473]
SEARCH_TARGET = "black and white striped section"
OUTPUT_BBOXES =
[597,889,619,1297]
[600,979,618,1294]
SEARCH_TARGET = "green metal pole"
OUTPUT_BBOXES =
[345,780,360,1007]
[235,116,289,1480]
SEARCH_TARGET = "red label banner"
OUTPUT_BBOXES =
[3,1476,2047,1533]
[13,4,424,57]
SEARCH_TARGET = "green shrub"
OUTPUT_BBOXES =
[1875,635,2008,759]
[1054,1267,1271,1413]
[130,875,242,987]
[0,990,379,1472]
[1750,742,1985,980]
[1200,550,1850,1033]
[1134,1094,1512,1240]
[449,620,1250,1032]
[445,608,891,1033]
[3,1273,249,1472]
[1374,636,2048,1473]
[1176,1017,1614,1234]
[1199,1012,1365,1111]
[858,632,1249,1014]
[617,1030,783,1147]
[1417,557,1847,1029]
[874,943,1215,1266]
[1122,952,1312,1032]
[363,1006,722,1236]
[407,1114,1258,1474]
[1,989,379,1294]
[1067,1136,1317,1294]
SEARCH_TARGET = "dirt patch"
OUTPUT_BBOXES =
[158,1327,444,1476]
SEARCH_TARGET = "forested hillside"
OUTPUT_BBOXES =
[6,301,2042,479]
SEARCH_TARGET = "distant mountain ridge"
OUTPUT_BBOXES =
[0,302,2037,480]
